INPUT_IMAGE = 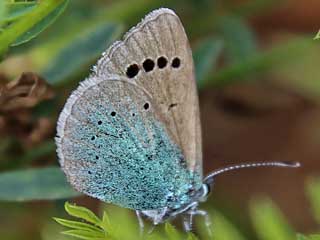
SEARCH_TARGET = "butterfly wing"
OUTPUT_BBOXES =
[56,77,200,210]
[56,8,203,210]
[94,8,202,176]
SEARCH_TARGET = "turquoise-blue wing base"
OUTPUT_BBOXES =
[56,78,201,210]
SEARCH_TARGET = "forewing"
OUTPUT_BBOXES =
[94,8,202,176]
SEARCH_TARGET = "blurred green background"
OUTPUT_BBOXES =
[0,0,320,239]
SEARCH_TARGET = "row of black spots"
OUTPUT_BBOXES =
[126,56,181,78]
[130,102,150,117]
[96,112,117,127]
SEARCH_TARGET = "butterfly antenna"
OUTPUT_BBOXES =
[203,161,300,186]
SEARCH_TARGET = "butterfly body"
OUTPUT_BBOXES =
[140,183,208,225]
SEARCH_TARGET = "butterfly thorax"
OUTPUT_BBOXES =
[140,183,208,225]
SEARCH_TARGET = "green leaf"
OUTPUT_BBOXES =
[270,39,320,100]
[193,38,223,86]
[314,30,320,40]
[250,198,296,240]
[210,210,246,240]
[101,204,139,239]
[54,218,104,233]
[101,211,112,231]
[0,167,80,201]
[62,229,105,240]
[307,177,320,224]
[296,234,308,240]
[202,37,312,87]
[42,22,122,85]
[0,0,6,24]
[19,140,55,164]
[65,202,102,226]
[0,0,67,56]
[12,0,69,46]
[2,1,37,23]
[217,16,257,63]
[230,0,278,18]
[309,235,320,240]
[165,223,182,240]
[187,232,199,240]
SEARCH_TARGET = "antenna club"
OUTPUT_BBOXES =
[283,161,301,167]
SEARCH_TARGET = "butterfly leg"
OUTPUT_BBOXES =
[183,212,194,232]
[191,209,213,237]
[136,211,145,236]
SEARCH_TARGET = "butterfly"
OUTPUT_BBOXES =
[55,8,300,233]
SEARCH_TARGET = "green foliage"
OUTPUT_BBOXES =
[314,30,320,40]
[55,202,201,240]
[199,210,246,240]
[193,38,223,87]
[2,1,37,22]
[250,198,296,240]
[55,204,107,240]
[307,178,320,224]
[64,202,102,226]
[12,0,69,46]
[216,16,257,63]
[203,37,313,87]
[0,0,69,56]
[55,179,320,240]
[165,222,182,240]
[42,22,123,85]
[0,167,79,201]
[0,1,6,23]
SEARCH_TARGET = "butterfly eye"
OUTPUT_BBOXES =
[126,64,140,78]
[143,59,155,72]
[157,56,167,68]
[171,57,181,68]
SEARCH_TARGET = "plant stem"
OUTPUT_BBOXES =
[0,0,64,56]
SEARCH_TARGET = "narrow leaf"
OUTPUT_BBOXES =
[193,38,223,86]
[54,218,104,233]
[42,22,122,85]
[210,210,246,240]
[296,234,308,240]
[202,37,312,87]
[187,232,199,240]
[0,0,6,24]
[19,140,55,164]
[0,0,66,56]
[0,167,80,201]
[101,211,112,231]
[250,198,296,240]
[314,30,320,40]
[307,177,320,224]
[2,2,37,23]
[217,16,257,63]
[309,235,320,240]
[62,229,105,240]
[12,0,69,46]
[65,202,102,226]
[165,223,181,240]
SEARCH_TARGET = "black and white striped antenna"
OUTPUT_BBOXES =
[203,161,300,186]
